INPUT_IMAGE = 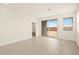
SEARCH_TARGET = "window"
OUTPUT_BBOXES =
[47,19,58,38]
[47,19,58,31]
[47,19,58,27]
[63,17,73,31]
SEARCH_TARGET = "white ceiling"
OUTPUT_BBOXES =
[0,3,78,18]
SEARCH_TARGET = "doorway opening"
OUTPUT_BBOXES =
[47,19,58,38]
[41,19,58,38]
[32,23,36,37]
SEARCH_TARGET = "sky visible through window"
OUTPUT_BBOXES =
[64,18,72,27]
[47,19,57,27]
[47,18,72,27]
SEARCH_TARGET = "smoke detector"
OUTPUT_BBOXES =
[48,9,52,11]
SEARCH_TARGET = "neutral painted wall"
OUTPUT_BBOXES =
[36,19,41,37]
[77,33,79,47]
[0,5,77,46]
[77,12,79,47]
[37,12,77,41]
[0,7,37,46]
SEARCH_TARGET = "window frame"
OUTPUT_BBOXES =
[47,19,58,27]
[63,17,73,31]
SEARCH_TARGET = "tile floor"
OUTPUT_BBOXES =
[0,37,79,55]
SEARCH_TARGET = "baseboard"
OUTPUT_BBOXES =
[0,38,32,47]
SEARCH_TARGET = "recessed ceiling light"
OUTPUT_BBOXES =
[48,9,52,11]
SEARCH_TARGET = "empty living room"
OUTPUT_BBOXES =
[0,3,79,56]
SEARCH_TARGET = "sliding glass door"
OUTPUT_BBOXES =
[47,19,58,38]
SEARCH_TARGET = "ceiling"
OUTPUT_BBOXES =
[0,3,78,18]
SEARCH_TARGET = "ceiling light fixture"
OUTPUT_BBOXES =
[48,9,52,11]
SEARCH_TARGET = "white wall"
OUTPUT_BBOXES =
[37,12,77,41]
[0,5,77,46]
[58,12,77,41]
[0,7,37,46]
[77,33,79,47]
[36,19,41,37]
[77,12,79,47]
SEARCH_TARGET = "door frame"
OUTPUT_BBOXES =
[32,22,36,37]
[41,19,58,39]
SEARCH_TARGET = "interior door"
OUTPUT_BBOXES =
[41,21,48,36]
[32,23,36,37]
